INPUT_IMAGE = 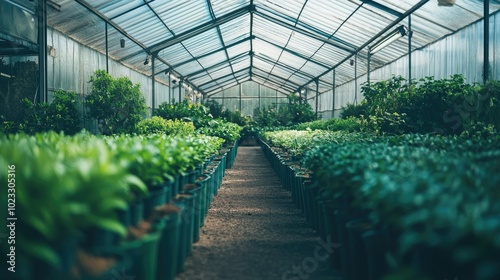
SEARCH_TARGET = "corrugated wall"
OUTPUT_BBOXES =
[47,28,172,115]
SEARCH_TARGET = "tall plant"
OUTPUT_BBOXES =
[86,70,146,135]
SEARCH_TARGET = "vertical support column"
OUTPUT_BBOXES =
[354,53,358,105]
[38,0,47,103]
[258,84,261,108]
[332,70,336,119]
[178,80,182,102]
[239,83,242,112]
[151,53,156,116]
[105,23,109,73]
[408,14,412,82]
[275,89,278,109]
[367,51,371,85]
[315,79,319,116]
[484,0,490,84]
[168,74,171,103]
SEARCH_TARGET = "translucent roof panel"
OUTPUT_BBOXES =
[48,0,499,96]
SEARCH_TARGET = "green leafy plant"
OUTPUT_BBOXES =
[196,119,242,144]
[86,70,146,135]
[155,99,211,128]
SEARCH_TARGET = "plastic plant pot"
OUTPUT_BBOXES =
[156,206,181,280]
[174,193,196,256]
[143,185,168,220]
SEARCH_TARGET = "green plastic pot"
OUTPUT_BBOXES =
[184,184,203,243]
[156,209,181,280]
[174,193,196,256]
[120,222,164,280]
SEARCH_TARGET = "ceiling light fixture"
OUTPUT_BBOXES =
[370,25,408,54]
[143,55,151,66]
[120,39,125,48]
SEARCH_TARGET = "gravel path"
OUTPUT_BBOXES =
[176,146,340,280]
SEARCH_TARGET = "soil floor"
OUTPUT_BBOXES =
[176,146,341,280]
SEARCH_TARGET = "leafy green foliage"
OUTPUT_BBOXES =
[253,95,317,128]
[0,130,225,274]
[0,132,146,272]
[196,119,242,144]
[294,116,362,132]
[86,70,146,135]
[136,117,195,136]
[155,99,210,128]
[13,90,82,135]
[357,75,492,135]
[340,102,368,119]
[204,100,250,126]
[47,90,81,135]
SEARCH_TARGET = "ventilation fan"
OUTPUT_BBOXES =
[437,0,455,6]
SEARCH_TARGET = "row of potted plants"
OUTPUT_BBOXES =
[0,130,239,280]
[260,129,500,280]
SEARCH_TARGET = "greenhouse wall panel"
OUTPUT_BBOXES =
[47,28,171,113]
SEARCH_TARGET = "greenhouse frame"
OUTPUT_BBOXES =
[1,0,499,119]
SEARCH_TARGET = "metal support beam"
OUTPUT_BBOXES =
[315,79,319,115]
[239,83,242,112]
[484,0,490,84]
[161,36,254,71]
[332,70,336,118]
[254,52,316,80]
[38,0,47,103]
[168,74,171,103]
[178,80,182,102]
[367,51,371,84]
[408,14,412,82]
[151,53,156,115]
[256,35,331,69]
[197,67,250,89]
[148,5,253,53]
[354,53,358,104]
[105,22,109,72]
[185,52,248,79]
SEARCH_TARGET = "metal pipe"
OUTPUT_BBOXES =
[484,0,490,84]
[315,79,319,115]
[151,53,155,116]
[105,22,109,73]
[332,70,336,119]
[38,0,47,103]
[354,53,358,105]
[408,14,412,82]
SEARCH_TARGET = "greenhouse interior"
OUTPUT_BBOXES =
[1,0,500,279]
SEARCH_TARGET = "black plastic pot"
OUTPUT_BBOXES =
[362,229,389,280]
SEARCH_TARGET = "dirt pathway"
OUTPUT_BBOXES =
[176,146,340,280]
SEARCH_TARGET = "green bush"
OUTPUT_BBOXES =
[253,95,317,128]
[196,119,242,144]
[86,70,146,135]
[155,99,210,128]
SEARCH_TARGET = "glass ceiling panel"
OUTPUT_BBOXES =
[300,0,361,36]
[210,0,250,17]
[226,41,251,57]
[253,16,293,46]
[277,51,308,70]
[86,0,144,19]
[253,39,285,60]
[113,5,170,47]
[181,28,222,57]
[160,0,211,35]
[219,15,251,44]
[255,0,306,20]
[160,43,193,65]
[231,58,251,72]
[286,32,325,57]
[414,1,482,31]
